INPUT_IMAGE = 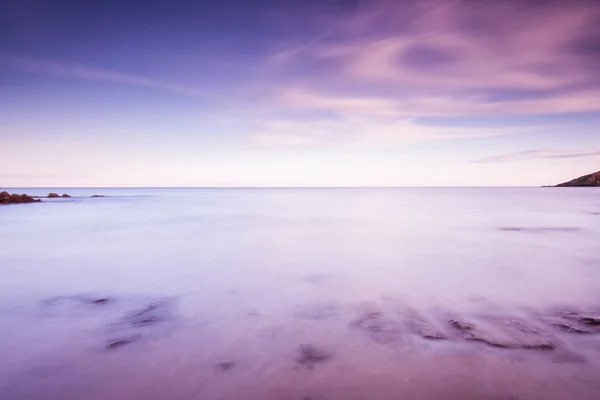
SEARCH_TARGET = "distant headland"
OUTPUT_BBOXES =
[552,171,600,187]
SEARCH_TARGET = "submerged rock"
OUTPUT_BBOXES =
[542,317,595,334]
[351,311,402,344]
[41,294,178,349]
[61,194,71,197]
[561,312,600,327]
[416,328,446,340]
[294,303,340,320]
[448,318,508,348]
[296,344,334,367]
[127,300,174,323]
[91,195,105,197]
[498,227,580,233]
[90,298,112,305]
[401,308,447,340]
[0,191,41,204]
[216,362,235,371]
[449,319,474,331]
[43,295,115,306]
[107,335,141,349]
[106,298,178,345]
[448,318,555,350]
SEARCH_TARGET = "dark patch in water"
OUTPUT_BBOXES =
[448,318,555,350]
[216,362,235,371]
[107,335,141,349]
[126,299,176,326]
[351,311,402,344]
[543,319,592,334]
[296,344,334,368]
[550,350,587,364]
[449,319,474,331]
[105,297,179,345]
[43,295,116,306]
[90,298,112,304]
[562,312,600,327]
[402,309,447,340]
[498,227,580,232]
[301,273,333,284]
[541,313,600,334]
[294,303,340,320]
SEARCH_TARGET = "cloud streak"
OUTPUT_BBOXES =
[0,54,215,99]
[472,149,600,164]
[252,116,531,149]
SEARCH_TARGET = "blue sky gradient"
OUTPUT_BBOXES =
[1,0,599,186]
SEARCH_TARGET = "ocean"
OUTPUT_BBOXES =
[1,187,600,399]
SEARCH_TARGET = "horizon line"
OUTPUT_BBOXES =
[2,185,553,189]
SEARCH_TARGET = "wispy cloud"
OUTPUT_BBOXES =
[250,0,600,149]
[0,54,215,99]
[275,86,600,117]
[267,32,331,66]
[472,149,600,164]
[266,0,600,117]
[320,1,598,91]
[252,116,530,149]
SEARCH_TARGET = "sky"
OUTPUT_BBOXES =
[1,0,599,187]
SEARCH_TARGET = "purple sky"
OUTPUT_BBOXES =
[1,0,599,187]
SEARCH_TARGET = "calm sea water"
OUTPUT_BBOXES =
[1,188,600,399]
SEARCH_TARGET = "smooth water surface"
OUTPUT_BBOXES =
[1,188,600,399]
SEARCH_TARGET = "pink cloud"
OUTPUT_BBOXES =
[266,0,600,119]
[321,1,597,91]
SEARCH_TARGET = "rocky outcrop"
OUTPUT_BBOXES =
[47,193,59,198]
[448,318,555,349]
[61,194,71,198]
[555,171,600,187]
[0,191,41,204]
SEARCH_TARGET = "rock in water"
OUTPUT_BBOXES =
[61,194,71,197]
[0,191,41,204]
[48,193,59,198]
[555,171,600,187]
